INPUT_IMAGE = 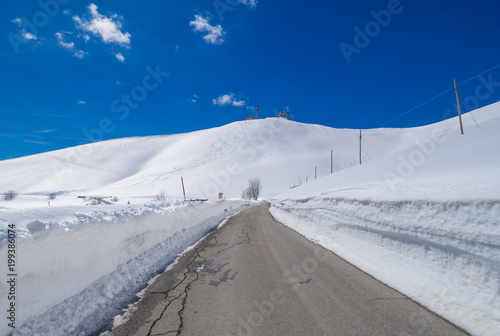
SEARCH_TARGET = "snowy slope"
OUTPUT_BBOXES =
[270,103,500,335]
[0,101,499,335]
[271,106,500,201]
[1,105,497,208]
[1,113,483,208]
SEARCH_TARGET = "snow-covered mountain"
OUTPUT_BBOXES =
[1,118,394,204]
[0,101,499,336]
[1,102,497,207]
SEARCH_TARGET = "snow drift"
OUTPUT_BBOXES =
[270,103,500,336]
[0,200,258,336]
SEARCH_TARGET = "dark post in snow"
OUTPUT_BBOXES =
[454,78,464,135]
[331,150,333,174]
[181,177,186,201]
[359,129,362,165]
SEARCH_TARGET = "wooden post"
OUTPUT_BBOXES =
[359,129,362,165]
[331,150,333,174]
[181,177,186,201]
[454,78,464,135]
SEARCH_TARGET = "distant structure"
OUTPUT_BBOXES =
[275,107,290,119]
[245,106,259,120]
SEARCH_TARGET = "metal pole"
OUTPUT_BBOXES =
[454,78,464,135]
[359,129,362,165]
[181,177,186,201]
[331,150,333,174]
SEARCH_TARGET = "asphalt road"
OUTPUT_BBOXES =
[109,205,468,336]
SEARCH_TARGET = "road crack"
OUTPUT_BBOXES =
[147,248,206,336]
[146,220,254,336]
[369,297,408,302]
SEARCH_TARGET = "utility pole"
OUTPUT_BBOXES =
[181,177,186,201]
[331,150,333,174]
[255,106,259,119]
[359,129,362,165]
[454,78,464,135]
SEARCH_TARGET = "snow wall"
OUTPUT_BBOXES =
[0,200,258,336]
[270,197,500,336]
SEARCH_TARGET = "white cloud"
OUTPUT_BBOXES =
[115,52,125,62]
[240,0,258,8]
[63,9,70,15]
[77,101,87,105]
[24,139,49,145]
[232,100,246,107]
[191,94,199,103]
[73,50,87,59]
[212,93,246,107]
[56,32,87,59]
[22,32,38,41]
[56,32,74,49]
[11,18,40,41]
[34,129,58,134]
[78,33,91,43]
[73,3,131,47]
[11,18,23,26]
[189,15,225,45]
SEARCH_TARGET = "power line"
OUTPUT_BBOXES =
[379,62,500,128]
[457,63,500,86]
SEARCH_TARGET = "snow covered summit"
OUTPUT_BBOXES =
[1,102,498,207]
[0,101,499,336]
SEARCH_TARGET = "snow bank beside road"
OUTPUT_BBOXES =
[271,198,500,336]
[270,104,500,335]
[0,200,257,336]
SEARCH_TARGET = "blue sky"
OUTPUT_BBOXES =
[1,0,500,160]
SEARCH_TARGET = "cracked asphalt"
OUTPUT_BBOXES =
[109,205,468,336]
